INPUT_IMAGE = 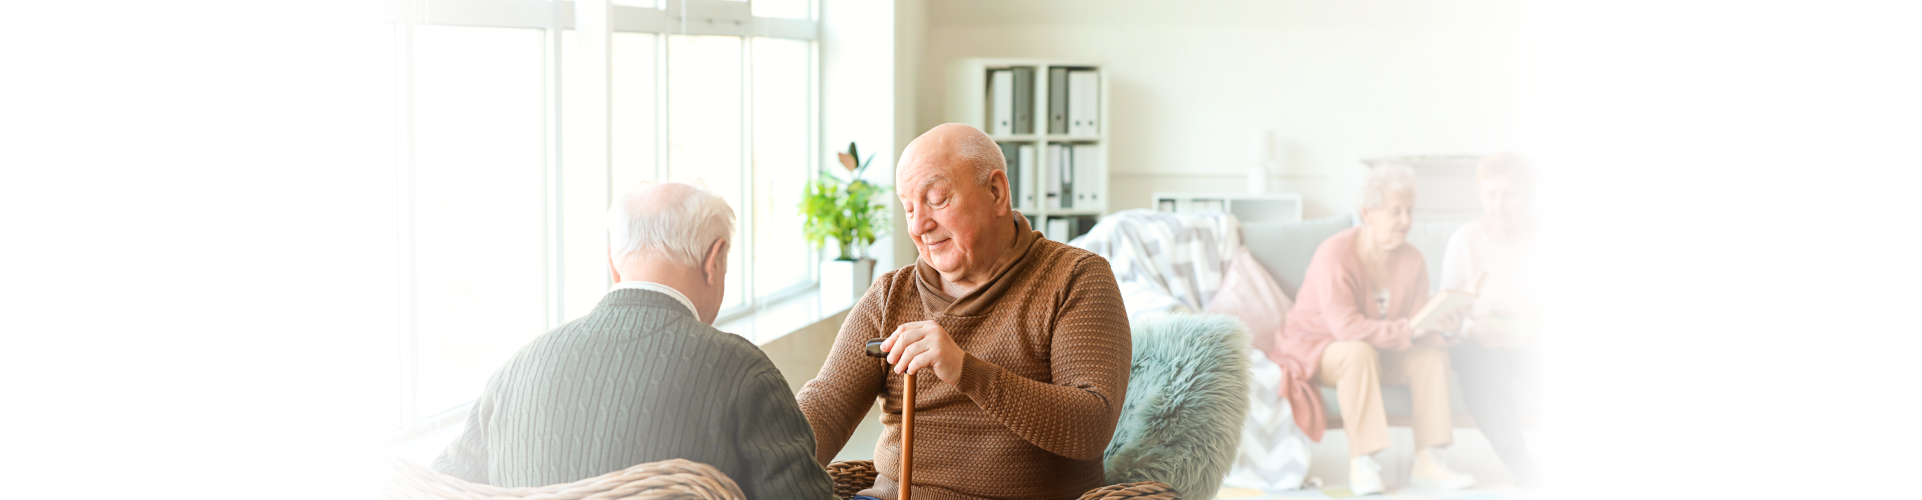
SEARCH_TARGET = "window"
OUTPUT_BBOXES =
[409,25,549,419]
[560,31,660,321]
[666,34,747,310]
[751,37,813,298]
[387,0,819,436]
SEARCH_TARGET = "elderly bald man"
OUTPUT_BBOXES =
[433,181,836,499]
[797,124,1132,500]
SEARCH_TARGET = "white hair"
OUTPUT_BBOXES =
[956,132,1007,185]
[606,181,735,268]
[1360,163,1419,209]
[900,123,1006,186]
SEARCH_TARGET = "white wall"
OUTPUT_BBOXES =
[915,0,1527,218]
[820,0,910,271]
[890,0,926,269]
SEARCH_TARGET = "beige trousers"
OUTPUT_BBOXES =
[1317,340,1454,457]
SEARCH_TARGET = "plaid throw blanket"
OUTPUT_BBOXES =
[1070,209,1241,318]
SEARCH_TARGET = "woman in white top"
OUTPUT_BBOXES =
[1438,153,1540,485]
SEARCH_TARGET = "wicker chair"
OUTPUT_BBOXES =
[386,456,1175,500]
[383,456,746,500]
[822,460,1179,500]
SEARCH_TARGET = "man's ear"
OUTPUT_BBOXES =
[989,169,1011,216]
[703,238,729,285]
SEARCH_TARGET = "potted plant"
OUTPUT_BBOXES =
[801,142,891,302]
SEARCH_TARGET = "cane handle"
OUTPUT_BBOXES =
[864,338,913,500]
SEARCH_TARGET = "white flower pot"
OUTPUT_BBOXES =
[821,258,878,305]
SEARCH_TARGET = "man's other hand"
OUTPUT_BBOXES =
[882,320,966,384]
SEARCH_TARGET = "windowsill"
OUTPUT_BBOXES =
[715,283,857,346]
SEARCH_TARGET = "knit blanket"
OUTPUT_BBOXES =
[1070,209,1241,318]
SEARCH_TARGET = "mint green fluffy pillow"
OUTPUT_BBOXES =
[1103,314,1252,500]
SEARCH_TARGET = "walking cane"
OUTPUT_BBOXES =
[865,338,913,500]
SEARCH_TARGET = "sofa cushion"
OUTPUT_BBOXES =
[1105,314,1252,500]
[1240,214,1356,300]
[1203,248,1294,359]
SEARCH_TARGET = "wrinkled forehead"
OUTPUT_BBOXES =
[897,150,967,193]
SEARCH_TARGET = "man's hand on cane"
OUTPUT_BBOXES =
[872,320,953,500]
[881,320,966,384]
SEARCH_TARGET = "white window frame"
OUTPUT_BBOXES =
[386,0,821,441]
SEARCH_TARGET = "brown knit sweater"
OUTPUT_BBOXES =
[796,214,1132,500]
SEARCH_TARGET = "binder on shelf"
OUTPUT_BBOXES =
[1070,215,1095,240]
[1000,142,1021,209]
[989,69,1014,136]
[1067,70,1100,136]
[1072,144,1101,208]
[1059,144,1075,209]
[1045,144,1065,210]
[1047,67,1069,134]
[1046,217,1072,242]
[1011,67,1035,135]
[1016,144,1036,210]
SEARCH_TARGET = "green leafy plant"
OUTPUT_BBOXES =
[801,142,891,261]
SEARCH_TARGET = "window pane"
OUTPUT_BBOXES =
[752,0,810,19]
[752,37,811,297]
[411,25,547,417]
[561,31,660,321]
[667,35,745,311]
[612,33,660,197]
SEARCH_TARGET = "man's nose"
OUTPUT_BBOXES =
[908,206,936,236]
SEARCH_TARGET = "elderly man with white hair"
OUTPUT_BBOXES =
[432,181,836,499]
[1273,164,1475,495]
[797,124,1132,500]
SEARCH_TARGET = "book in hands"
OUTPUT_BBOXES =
[1410,288,1477,335]
[1411,271,1485,339]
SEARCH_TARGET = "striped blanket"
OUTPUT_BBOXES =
[1069,209,1241,318]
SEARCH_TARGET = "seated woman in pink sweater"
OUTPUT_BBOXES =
[1273,164,1472,494]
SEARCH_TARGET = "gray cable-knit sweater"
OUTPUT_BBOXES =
[431,289,836,500]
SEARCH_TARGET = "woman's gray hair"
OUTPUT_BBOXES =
[1360,163,1419,209]
[606,181,735,267]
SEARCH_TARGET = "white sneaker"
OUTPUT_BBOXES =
[1409,448,1476,490]
[1349,456,1384,496]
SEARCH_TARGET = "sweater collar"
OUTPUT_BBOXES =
[607,281,700,319]
[912,212,1042,318]
[600,287,698,320]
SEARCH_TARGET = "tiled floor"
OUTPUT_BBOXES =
[1224,484,1539,500]
[1217,426,1549,500]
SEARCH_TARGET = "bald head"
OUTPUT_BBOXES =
[896,124,1019,294]
[607,181,735,268]
[898,123,1005,189]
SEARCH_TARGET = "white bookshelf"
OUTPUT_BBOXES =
[1152,192,1304,223]
[947,58,1110,240]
